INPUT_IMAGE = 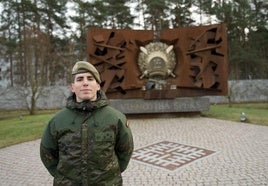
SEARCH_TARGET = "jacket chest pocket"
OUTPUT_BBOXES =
[95,131,115,142]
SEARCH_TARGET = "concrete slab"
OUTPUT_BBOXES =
[110,97,210,114]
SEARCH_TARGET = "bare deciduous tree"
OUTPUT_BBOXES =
[17,28,51,115]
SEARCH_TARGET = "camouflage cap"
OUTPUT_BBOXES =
[72,61,101,83]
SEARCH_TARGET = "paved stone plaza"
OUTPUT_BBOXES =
[0,117,267,186]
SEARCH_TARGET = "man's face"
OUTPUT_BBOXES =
[70,72,100,102]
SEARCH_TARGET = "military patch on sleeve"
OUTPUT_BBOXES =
[126,121,129,127]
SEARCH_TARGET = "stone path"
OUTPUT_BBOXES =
[0,117,267,186]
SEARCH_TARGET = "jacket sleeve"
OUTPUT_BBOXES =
[40,121,59,177]
[115,117,134,172]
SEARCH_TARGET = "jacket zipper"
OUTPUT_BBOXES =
[81,113,90,186]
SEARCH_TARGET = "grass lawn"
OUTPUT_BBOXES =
[0,103,267,148]
[202,103,268,126]
[0,112,55,148]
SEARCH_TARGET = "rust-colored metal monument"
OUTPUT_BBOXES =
[87,24,228,100]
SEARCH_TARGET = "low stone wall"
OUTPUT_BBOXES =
[206,79,268,104]
[0,80,267,110]
[0,86,70,110]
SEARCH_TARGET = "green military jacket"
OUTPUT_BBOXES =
[40,91,133,186]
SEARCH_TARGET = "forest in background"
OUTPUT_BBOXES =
[0,0,267,114]
[0,0,267,87]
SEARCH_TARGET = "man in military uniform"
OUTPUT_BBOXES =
[40,61,134,186]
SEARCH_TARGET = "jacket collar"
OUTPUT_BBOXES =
[66,90,109,112]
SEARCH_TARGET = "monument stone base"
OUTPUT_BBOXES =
[109,97,210,114]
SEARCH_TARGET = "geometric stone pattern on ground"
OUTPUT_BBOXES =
[132,141,217,172]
